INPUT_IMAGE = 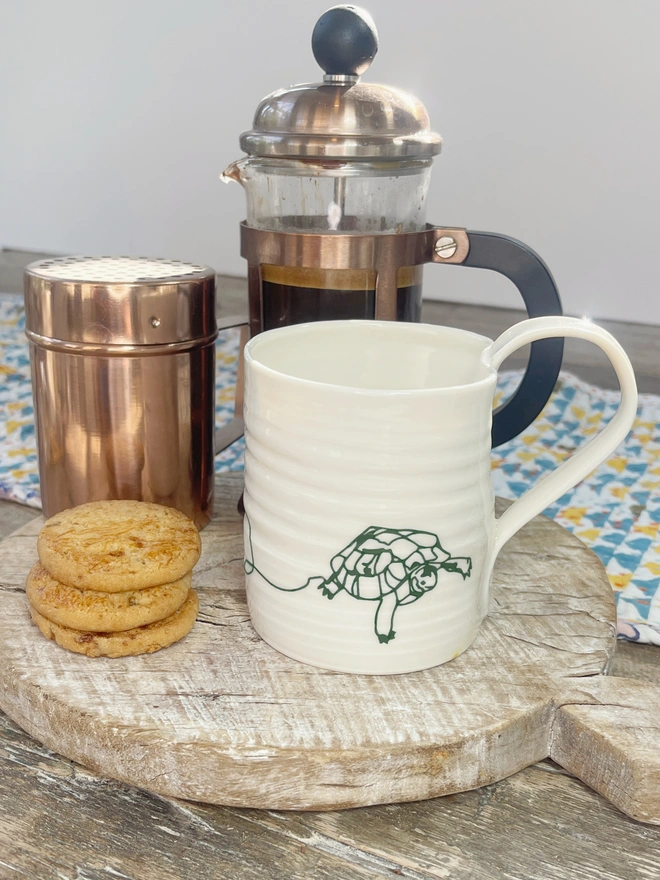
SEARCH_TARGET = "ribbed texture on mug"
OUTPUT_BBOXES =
[243,370,495,675]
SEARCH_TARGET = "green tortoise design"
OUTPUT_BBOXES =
[245,517,472,644]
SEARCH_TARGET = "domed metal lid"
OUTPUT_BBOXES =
[240,6,442,161]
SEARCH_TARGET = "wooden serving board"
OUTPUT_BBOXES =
[0,473,659,824]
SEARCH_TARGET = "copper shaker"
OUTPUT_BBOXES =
[24,256,223,530]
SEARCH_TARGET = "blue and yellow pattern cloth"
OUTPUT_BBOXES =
[1,295,658,645]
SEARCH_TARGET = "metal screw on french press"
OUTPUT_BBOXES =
[434,236,458,259]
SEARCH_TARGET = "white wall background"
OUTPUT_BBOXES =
[1,0,658,323]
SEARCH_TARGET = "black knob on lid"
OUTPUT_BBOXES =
[312,5,379,79]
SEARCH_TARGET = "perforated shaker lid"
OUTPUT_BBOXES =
[24,256,217,348]
[240,5,442,160]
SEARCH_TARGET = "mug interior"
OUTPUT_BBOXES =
[246,320,494,392]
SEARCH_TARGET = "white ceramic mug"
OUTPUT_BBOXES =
[242,317,637,675]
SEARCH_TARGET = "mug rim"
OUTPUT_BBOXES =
[244,320,498,396]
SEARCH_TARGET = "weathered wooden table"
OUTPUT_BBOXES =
[1,270,659,878]
[1,489,660,879]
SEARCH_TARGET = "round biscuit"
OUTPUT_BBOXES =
[29,589,199,658]
[37,500,201,591]
[26,562,191,632]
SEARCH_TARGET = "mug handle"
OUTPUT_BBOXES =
[460,231,564,448]
[486,316,638,559]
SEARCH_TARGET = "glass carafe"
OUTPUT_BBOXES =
[224,155,433,326]
[222,5,566,448]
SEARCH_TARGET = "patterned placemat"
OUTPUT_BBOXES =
[492,374,660,645]
[2,295,658,644]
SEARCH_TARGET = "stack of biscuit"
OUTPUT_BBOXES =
[26,500,201,658]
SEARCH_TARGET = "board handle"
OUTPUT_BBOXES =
[551,676,660,825]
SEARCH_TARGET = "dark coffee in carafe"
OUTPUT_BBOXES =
[261,266,423,330]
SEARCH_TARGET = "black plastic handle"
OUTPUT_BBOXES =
[461,231,564,448]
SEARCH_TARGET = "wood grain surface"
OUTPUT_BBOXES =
[1,474,658,825]
[0,478,659,877]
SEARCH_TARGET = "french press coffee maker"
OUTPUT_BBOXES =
[224,5,563,446]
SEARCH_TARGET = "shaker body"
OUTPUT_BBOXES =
[29,342,216,530]
[24,256,218,529]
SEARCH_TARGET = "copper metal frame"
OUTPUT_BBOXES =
[240,223,470,336]
[219,223,470,454]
